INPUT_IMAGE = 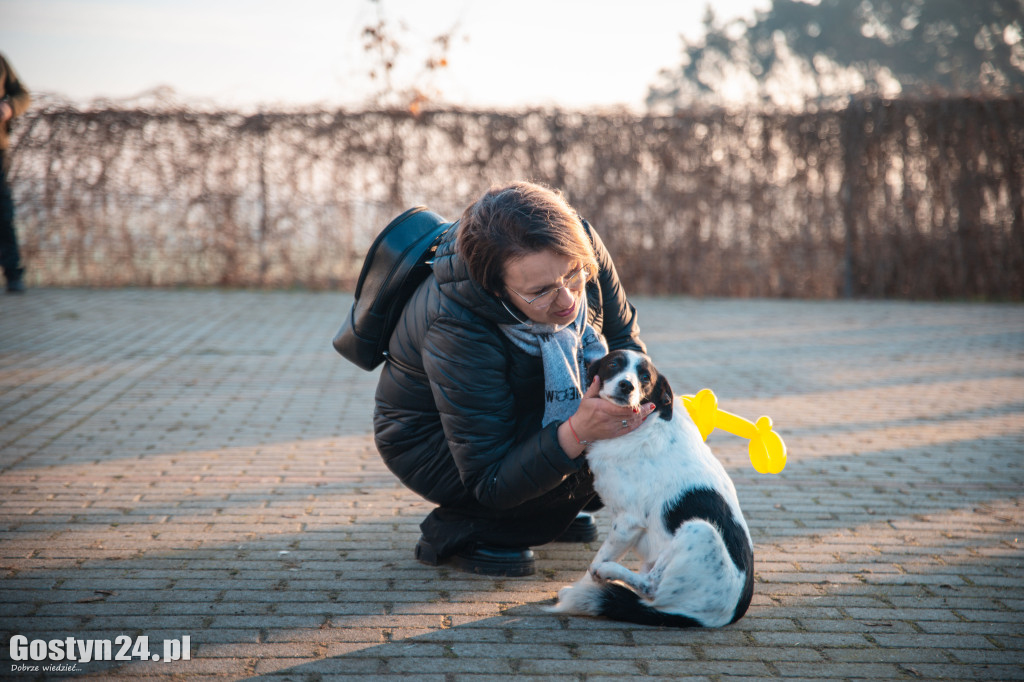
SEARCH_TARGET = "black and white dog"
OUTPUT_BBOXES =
[551,349,753,628]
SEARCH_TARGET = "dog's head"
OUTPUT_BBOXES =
[586,349,674,421]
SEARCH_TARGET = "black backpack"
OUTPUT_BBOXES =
[332,207,454,371]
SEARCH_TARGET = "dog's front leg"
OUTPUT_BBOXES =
[589,513,644,577]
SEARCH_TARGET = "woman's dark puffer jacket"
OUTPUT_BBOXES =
[373,220,645,511]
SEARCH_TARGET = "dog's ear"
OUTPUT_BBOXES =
[653,373,674,420]
[585,358,603,387]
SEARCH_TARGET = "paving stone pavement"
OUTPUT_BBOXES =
[0,289,1022,681]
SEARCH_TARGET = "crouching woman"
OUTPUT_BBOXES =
[373,181,650,576]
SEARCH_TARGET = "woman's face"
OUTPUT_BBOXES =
[502,250,586,326]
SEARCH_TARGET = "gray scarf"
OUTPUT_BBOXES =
[499,297,609,426]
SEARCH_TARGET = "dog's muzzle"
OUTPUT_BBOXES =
[603,379,638,407]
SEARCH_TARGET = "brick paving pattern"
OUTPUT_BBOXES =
[1,289,1022,681]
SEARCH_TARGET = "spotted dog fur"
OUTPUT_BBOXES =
[551,350,754,627]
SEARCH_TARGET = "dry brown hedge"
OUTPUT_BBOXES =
[9,97,1023,298]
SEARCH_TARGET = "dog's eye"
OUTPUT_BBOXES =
[640,373,651,383]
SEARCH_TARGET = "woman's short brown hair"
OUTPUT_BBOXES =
[457,181,598,296]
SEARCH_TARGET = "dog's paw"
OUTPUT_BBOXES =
[590,561,616,583]
[589,557,615,581]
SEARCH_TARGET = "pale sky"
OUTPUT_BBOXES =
[0,0,771,111]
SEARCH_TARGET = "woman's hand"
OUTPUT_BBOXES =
[558,376,656,458]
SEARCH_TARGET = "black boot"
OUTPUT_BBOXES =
[551,513,598,543]
[415,537,535,577]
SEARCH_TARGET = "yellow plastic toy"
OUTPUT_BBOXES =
[681,389,787,474]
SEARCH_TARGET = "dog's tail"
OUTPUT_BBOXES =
[598,584,703,628]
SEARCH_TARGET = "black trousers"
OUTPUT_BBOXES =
[419,467,598,559]
[0,150,22,282]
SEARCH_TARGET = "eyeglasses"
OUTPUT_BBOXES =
[507,266,589,310]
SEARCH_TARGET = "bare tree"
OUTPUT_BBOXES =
[360,0,462,114]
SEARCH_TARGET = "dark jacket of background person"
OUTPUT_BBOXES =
[374,219,645,512]
[0,54,31,151]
